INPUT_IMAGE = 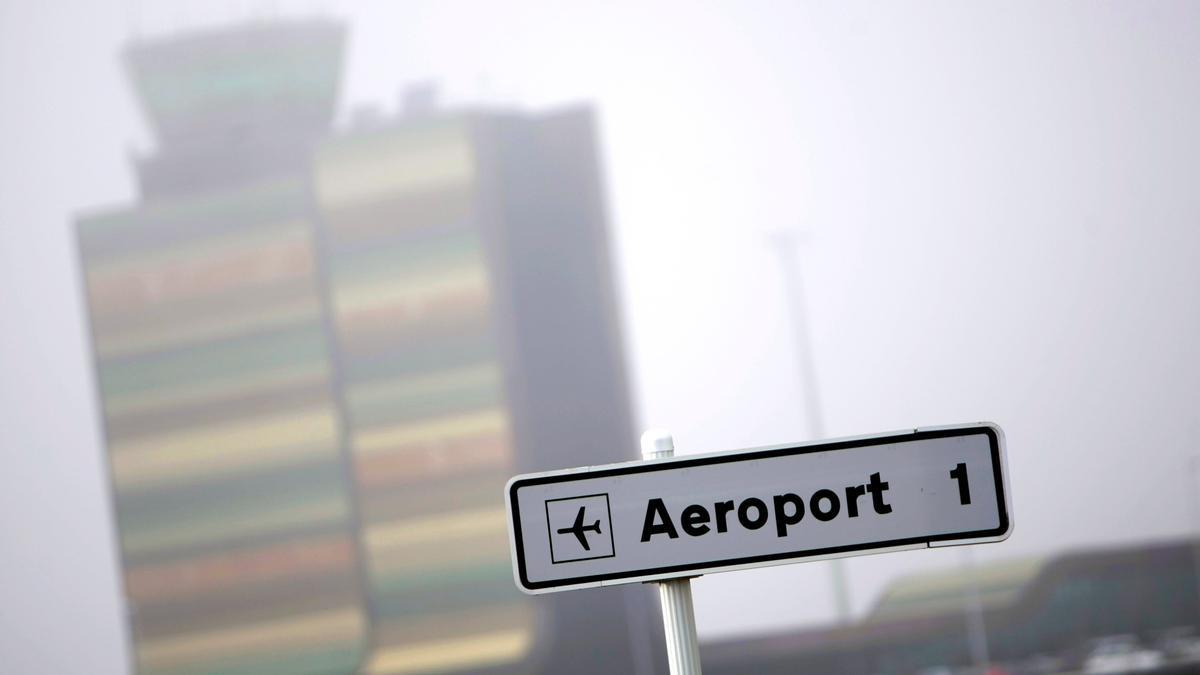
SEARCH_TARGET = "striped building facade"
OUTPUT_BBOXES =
[77,18,662,675]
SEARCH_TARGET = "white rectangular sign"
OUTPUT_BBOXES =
[506,424,1011,594]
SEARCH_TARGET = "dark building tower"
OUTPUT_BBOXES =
[76,17,662,675]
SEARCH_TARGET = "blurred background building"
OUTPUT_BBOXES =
[76,18,661,675]
[703,539,1200,675]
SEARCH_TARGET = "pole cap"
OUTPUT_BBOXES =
[641,428,675,460]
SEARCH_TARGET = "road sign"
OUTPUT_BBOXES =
[506,423,1011,594]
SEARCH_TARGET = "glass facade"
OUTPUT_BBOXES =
[315,119,536,674]
[77,19,648,675]
[78,178,368,675]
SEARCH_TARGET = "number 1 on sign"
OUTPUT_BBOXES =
[950,462,971,505]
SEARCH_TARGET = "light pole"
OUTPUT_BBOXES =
[765,228,852,624]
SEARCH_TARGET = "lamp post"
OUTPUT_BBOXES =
[765,228,851,624]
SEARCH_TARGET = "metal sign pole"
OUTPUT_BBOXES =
[641,430,703,675]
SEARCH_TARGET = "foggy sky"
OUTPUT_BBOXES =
[3,1,1200,673]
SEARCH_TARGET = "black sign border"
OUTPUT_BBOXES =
[508,425,1009,592]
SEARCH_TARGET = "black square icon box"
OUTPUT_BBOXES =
[545,493,615,564]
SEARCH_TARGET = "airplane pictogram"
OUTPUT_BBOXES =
[556,506,602,550]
